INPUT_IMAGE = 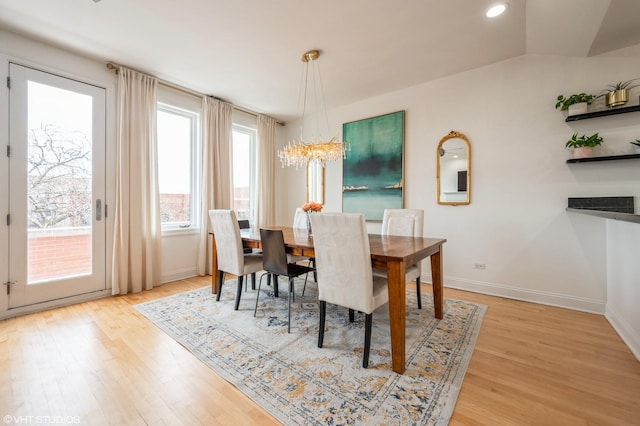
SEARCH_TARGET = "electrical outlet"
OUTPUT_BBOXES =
[473,263,486,270]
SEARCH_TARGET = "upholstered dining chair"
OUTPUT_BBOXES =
[254,228,315,332]
[310,212,389,368]
[208,209,263,310]
[374,209,425,309]
[290,207,316,293]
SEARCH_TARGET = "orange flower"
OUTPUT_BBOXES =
[302,202,323,212]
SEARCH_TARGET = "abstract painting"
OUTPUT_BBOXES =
[342,111,404,221]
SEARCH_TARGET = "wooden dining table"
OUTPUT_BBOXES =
[210,226,446,375]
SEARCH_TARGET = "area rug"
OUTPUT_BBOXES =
[135,278,486,425]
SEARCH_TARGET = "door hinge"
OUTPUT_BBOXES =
[6,145,10,157]
[6,213,10,226]
[3,281,16,295]
[6,76,9,89]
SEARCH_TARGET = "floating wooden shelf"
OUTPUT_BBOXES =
[566,153,640,163]
[565,104,640,122]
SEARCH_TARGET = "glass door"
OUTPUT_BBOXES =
[7,63,106,308]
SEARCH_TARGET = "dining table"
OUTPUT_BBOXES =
[210,226,446,375]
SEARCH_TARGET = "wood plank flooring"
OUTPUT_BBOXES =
[1,276,638,425]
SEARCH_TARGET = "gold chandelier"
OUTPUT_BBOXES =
[278,50,349,169]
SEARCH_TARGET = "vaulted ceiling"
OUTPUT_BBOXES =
[1,0,640,122]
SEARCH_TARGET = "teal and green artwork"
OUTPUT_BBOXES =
[342,111,404,221]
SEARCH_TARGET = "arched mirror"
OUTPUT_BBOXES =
[307,159,324,204]
[436,131,471,205]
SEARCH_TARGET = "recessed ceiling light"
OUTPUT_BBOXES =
[486,4,507,18]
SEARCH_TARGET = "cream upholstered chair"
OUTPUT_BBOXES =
[310,212,389,368]
[289,207,316,292]
[374,209,425,309]
[208,209,263,310]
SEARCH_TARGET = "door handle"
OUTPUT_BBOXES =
[96,199,102,221]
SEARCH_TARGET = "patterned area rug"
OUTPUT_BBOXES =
[135,278,486,425]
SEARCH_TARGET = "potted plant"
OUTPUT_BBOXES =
[630,139,640,154]
[600,79,640,108]
[555,93,596,116]
[565,132,603,158]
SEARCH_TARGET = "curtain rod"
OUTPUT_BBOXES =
[106,62,284,126]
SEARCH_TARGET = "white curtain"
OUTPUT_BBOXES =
[196,97,234,276]
[257,115,276,227]
[111,68,162,295]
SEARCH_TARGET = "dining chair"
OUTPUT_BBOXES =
[310,212,389,368]
[254,228,316,333]
[374,208,425,309]
[208,209,263,310]
[290,207,316,293]
[238,219,259,254]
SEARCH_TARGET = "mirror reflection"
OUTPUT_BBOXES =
[307,159,324,204]
[436,131,471,205]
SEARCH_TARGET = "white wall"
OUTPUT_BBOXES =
[277,53,640,317]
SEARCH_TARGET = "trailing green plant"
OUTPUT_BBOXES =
[630,139,640,147]
[565,133,603,149]
[555,93,596,110]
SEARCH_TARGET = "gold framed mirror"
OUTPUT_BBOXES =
[436,130,471,206]
[307,159,324,204]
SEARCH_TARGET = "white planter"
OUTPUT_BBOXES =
[568,102,588,116]
[573,147,594,159]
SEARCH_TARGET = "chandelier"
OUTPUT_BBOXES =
[278,50,349,169]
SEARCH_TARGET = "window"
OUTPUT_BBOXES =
[232,124,257,223]
[157,103,200,230]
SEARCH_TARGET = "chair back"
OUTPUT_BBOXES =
[381,209,424,238]
[293,208,308,229]
[260,229,289,276]
[310,212,375,313]
[208,209,245,276]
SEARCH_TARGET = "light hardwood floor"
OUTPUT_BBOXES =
[1,276,638,425]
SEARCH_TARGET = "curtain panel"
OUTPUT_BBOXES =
[257,115,276,227]
[112,68,162,294]
[196,97,234,276]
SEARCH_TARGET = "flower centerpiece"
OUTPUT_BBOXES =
[302,202,322,235]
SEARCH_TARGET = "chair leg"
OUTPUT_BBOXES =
[312,258,317,282]
[288,277,294,333]
[416,276,422,309]
[251,272,257,290]
[216,271,225,301]
[348,308,355,323]
[363,313,372,368]
[273,275,279,297]
[254,273,267,317]
[318,300,326,348]
[234,276,244,310]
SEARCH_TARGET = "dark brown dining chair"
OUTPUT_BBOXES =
[238,219,257,254]
[254,228,315,333]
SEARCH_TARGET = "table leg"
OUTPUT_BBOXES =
[430,245,443,319]
[386,258,406,374]
[211,234,218,294]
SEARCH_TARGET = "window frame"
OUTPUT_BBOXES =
[156,101,201,233]
[231,123,257,225]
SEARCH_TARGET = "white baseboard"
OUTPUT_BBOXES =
[605,306,640,362]
[435,276,606,314]
[162,267,198,284]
